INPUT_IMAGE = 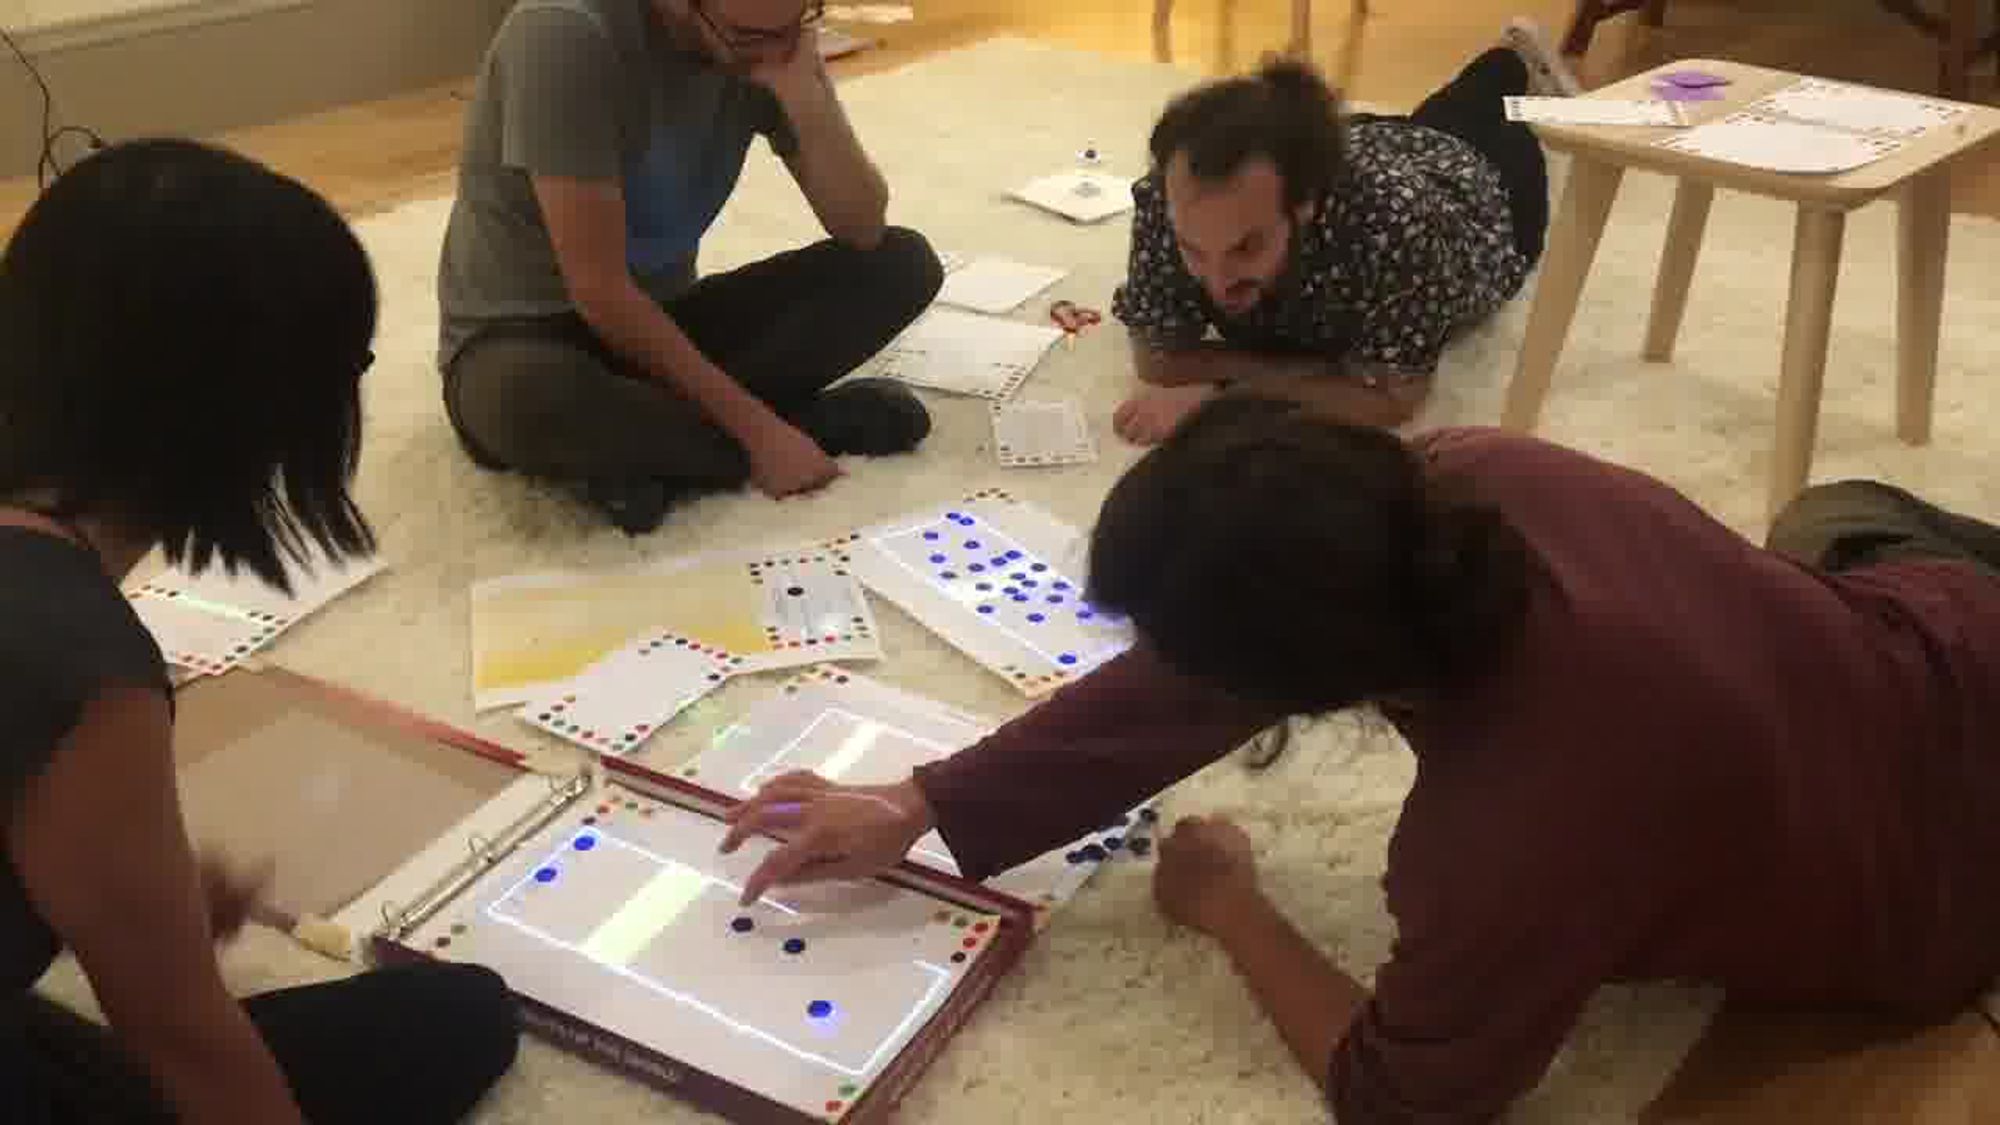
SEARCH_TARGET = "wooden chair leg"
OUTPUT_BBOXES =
[1334,0,1368,87]
[1643,180,1714,363]
[1290,0,1312,57]
[1153,0,1174,62]
[1502,156,1625,432]
[1896,172,1951,445]
[1770,207,1847,520]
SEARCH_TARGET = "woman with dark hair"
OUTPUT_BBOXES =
[723,396,2000,1121]
[0,139,518,1124]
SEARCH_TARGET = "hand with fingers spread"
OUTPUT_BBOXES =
[718,771,935,905]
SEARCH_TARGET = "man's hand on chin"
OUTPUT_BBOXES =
[1114,383,1218,446]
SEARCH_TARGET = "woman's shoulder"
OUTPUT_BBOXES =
[0,529,169,799]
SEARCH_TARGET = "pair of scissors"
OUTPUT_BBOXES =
[1049,300,1102,345]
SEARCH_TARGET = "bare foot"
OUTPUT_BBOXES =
[1114,384,1217,446]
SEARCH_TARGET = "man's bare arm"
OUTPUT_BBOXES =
[533,175,789,445]
[1130,337,1427,428]
[766,55,888,249]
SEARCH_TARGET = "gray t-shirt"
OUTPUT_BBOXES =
[435,0,794,369]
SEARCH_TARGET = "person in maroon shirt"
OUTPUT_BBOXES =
[721,396,2000,1121]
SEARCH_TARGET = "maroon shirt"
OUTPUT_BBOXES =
[912,428,2000,1122]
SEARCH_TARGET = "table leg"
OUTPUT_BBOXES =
[1770,207,1846,520]
[1896,171,1950,446]
[1291,0,1312,56]
[1643,180,1714,363]
[1502,156,1624,432]
[1153,0,1174,62]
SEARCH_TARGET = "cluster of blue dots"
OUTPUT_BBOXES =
[1064,807,1158,865]
[920,515,1123,668]
[728,915,834,1023]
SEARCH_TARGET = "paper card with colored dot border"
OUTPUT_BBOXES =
[679,666,1161,919]
[826,490,1134,697]
[471,546,881,712]
[128,588,284,677]
[990,397,1096,468]
[516,632,742,757]
[135,551,385,624]
[873,307,1063,401]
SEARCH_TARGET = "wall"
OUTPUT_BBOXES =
[0,0,509,179]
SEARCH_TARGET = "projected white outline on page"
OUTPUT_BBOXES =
[484,828,951,1078]
[736,707,959,870]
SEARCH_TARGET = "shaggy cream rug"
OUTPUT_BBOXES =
[40,35,2000,1123]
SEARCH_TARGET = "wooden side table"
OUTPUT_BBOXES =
[1500,60,2000,519]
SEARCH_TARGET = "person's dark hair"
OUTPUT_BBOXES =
[1147,56,1347,209]
[0,137,376,592]
[1087,396,1531,715]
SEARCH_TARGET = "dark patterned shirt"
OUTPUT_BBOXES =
[1111,118,1529,378]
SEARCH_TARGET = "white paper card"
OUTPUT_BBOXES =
[1657,111,1902,174]
[129,589,282,677]
[937,257,1069,315]
[1752,77,1966,138]
[1008,171,1135,223]
[517,632,740,756]
[991,398,1096,468]
[876,308,1064,400]
[1504,96,1686,127]
[137,553,385,623]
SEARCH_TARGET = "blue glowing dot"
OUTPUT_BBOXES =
[945,512,962,521]
[978,605,995,615]
[1013,595,1030,603]
[989,556,1008,567]
[1022,580,1039,588]
[1048,595,1065,604]
[784,938,807,955]
[1064,850,1085,865]
[923,531,939,541]
[808,1000,835,1020]
[573,835,597,851]
[731,916,755,933]
[976,583,993,592]
[1059,653,1079,665]
[1104,836,1124,850]
[929,553,946,564]
[1077,610,1096,621]
[965,540,981,550]
[1003,586,1019,596]
[1031,563,1048,572]
[1028,613,1046,623]
[969,563,986,573]
[534,867,558,883]
[1081,843,1108,862]
[958,516,977,526]
[1054,581,1072,591]
[1006,550,1023,560]
[1010,572,1027,582]
[940,571,957,580]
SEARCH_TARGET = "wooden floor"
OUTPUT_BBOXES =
[0,0,1996,230]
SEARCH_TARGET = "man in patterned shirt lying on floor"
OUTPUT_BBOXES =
[1110,21,1579,444]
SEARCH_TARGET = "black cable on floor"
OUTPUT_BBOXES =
[2,23,104,189]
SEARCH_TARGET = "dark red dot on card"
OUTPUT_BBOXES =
[961,937,977,949]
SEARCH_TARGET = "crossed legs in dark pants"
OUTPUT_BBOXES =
[9,962,518,1124]
[444,227,944,520]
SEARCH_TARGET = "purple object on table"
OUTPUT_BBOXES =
[1660,69,1729,89]
[1652,78,1725,104]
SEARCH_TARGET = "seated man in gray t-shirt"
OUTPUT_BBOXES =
[437,0,940,533]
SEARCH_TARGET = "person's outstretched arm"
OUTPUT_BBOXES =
[9,686,306,1125]
[912,644,1283,881]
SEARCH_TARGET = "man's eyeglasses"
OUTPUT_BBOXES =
[691,0,824,50]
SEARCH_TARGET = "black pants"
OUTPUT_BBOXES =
[7,963,518,1124]
[444,227,944,490]
[1401,48,1550,267]
[1768,480,2000,577]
